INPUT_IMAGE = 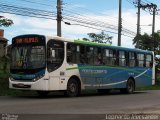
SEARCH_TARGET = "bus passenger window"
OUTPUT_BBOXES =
[103,49,116,66]
[96,48,102,65]
[86,46,94,64]
[146,55,152,67]
[137,54,145,68]
[80,45,86,64]
[67,43,77,63]
[129,52,136,67]
[119,51,126,67]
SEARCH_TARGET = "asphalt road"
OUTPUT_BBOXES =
[0,90,160,120]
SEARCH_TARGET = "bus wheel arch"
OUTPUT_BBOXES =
[65,76,81,97]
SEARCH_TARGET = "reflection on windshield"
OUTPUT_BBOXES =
[11,46,45,69]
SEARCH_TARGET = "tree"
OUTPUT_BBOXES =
[83,31,113,45]
[0,16,13,27]
[133,32,160,52]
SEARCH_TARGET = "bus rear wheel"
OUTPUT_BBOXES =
[127,79,135,94]
[121,79,135,94]
[65,79,79,97]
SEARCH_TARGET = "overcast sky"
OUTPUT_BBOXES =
[0,0,160,48]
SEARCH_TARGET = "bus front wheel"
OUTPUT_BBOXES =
[65,79,79,97]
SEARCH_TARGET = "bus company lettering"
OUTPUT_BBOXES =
[81,69,107,74]
[16,37,39,44]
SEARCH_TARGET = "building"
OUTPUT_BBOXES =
[0,29,8,57]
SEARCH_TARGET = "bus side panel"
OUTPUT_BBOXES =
[78,65,127,89]
[134,68,152,88]
[78,65,153,89]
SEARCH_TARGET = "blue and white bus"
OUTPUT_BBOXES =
[9,34,155,97]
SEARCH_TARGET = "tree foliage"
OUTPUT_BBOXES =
[83,31,113,45]
[133,32,160,52]
[0,16,13,27]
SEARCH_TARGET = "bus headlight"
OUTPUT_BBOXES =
[32,75,43,82]
[33,77,39,82]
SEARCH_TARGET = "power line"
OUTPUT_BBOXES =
[0,1,137,38]
[63,2,119,22]
[0,3,57,19]
[17,0,55,7]
[63,1,137,36]
[63,9,121,30]
[64,21,134,38]
[63,12,118,29]
[62,8,136,36]
[63,15,136,36]
[0,2,57,14]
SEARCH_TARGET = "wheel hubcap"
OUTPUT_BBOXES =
[69,83,76,93]
[128,81,133,92]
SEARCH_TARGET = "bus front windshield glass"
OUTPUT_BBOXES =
[11,45,45,69]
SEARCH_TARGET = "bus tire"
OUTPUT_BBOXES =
[37,91,49,97]
[65,78,79,97]
[120,79,135,94]
[127,79,135,94]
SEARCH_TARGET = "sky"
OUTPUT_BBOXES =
[0,0,160,48]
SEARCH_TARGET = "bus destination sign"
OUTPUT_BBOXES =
[15,37,39,44]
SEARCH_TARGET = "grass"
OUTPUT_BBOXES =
[0,56,10,96]
[0,71,37,96]
[0,57,36,96]
[136,84,160,91]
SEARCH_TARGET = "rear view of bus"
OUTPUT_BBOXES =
[9,34,47,91]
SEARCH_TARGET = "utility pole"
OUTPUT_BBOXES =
[118,0,122,46]
[136,0,141,48]
[152,4,157,36]
[57,0,62,37]
[152,4,157,51]
[134,1,159,49]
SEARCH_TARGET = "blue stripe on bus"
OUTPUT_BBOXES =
[11,69,45,80]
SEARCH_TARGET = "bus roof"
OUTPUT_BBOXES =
[13,34,153,54]
[40,35,154,54]
[73,39,153,54]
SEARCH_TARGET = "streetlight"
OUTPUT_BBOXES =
[140,24,152,26]
[64,21,117,34]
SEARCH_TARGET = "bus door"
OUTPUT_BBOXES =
[47,40,64,90]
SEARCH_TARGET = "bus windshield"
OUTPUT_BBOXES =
[11,45,45,69]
